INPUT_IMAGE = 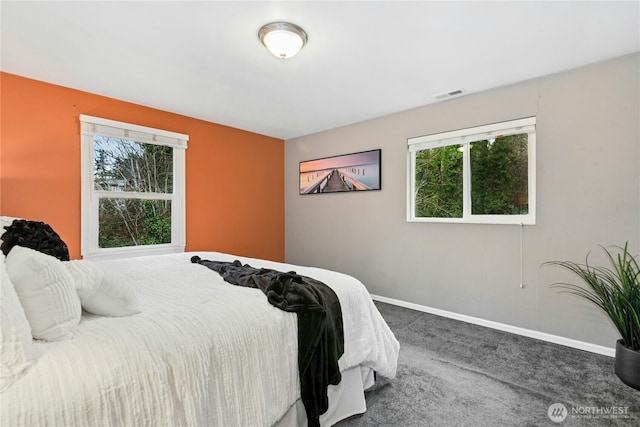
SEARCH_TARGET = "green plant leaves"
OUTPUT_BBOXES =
[545,243,640,351]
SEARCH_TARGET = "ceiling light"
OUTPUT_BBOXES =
[258,22,307,60]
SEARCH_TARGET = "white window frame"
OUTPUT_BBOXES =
[80,115,188,260]
[407,117,536,225]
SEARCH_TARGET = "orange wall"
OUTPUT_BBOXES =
[0,73,285,261]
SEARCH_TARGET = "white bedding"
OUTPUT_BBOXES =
[1,252,399,427]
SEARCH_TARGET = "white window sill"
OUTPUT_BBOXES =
[82,244,184,261]
[407,217,535,225]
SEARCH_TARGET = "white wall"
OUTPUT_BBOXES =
[285,53,640,348]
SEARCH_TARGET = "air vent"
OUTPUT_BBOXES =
[434,88,466,101]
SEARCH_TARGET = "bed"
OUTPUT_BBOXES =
[1,228,399,427]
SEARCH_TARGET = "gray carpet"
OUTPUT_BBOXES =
[336,302,640,426]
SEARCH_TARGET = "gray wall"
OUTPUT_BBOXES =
[285,53,639,348]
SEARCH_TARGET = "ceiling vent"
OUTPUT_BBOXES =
[434,88,466,101]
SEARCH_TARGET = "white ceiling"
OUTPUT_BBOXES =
[1,1,638,140]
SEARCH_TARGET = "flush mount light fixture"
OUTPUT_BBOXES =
[258,22,307,59]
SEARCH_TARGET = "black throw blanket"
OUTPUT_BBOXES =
[191,256,344,427]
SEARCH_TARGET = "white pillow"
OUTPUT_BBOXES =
[65,260,141,317]
[5,246,81,341]
[1,254,34,391]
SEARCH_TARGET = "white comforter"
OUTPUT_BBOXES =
[2,252,399,427]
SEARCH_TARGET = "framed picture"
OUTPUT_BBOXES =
[299,149,381,194]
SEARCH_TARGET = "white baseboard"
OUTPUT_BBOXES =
[371,294,616,358]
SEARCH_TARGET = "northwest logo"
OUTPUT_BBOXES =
[548,403,568,423]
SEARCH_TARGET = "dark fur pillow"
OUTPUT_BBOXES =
[1,219,70,261]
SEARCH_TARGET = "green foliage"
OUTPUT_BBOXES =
[414,134,528,218]
[545,243,640,351]
[94,136,173,248]
[98,199,171,248]
[415,145,463,218]
[470,134,528,215]
[140,200,171,245]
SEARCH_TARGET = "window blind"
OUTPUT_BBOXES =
[80,115,188,149]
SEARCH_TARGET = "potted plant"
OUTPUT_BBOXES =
[545,243,640,390]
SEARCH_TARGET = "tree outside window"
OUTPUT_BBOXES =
[408,117,535,225]
[81,115,187,260]
[94,137,173,248]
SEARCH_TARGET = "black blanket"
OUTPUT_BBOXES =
[191,257,344,427]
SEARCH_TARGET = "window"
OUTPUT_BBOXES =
[407,117,536,224]
[81,115,188,259]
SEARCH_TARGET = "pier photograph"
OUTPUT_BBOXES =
[299,149,381,194]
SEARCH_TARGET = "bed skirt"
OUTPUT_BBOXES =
[276,365,375,427]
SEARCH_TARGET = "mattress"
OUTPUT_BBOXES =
[1,251,399,426]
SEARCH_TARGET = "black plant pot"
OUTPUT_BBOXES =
[614,340,640,390]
